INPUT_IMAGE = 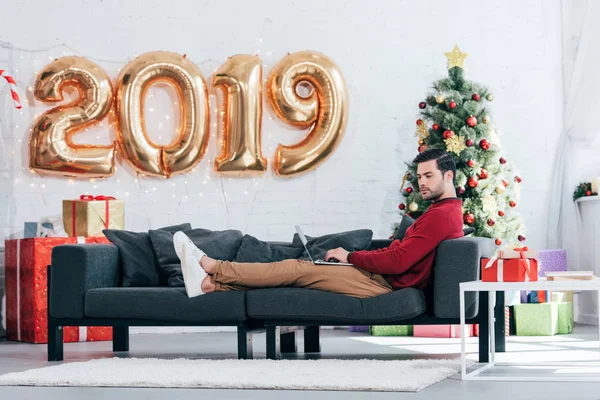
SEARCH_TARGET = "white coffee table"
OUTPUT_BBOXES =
[459,278,600,381]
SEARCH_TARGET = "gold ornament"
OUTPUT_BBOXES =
[214,54,267,176]
[267,51,348,177]
[482,115,490,124]
[416,122,429,140]
[409,202,419,212]
[486,93,494,101]
[482,194,498,214]
[418,139,424,146]
[435,94,445,104]
[444,135,467,155]
[495,184,506,194]
[30,56,116,178]
[445,44,468,69]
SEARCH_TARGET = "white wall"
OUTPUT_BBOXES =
[0,0,563,249]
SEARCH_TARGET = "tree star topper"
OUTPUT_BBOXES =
[445,45,468,69]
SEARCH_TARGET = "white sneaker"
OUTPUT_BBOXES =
[173,231,208,298]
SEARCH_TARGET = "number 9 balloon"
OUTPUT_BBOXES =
[267,51,349,177]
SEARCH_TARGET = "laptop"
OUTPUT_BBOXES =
[295,225,354,266]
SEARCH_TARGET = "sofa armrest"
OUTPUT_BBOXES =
[433,237,495,319]
[50,244,119,319]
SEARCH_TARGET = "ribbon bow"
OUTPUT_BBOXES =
[80,195,116,201]
[484,246,533,282]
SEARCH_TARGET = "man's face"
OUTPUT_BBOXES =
[416,160,447,201]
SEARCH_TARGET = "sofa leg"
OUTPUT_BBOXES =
[494,291,506,352]
[237,326,254,359]
[266,326,281,360]
[304,326,320,353]
[48,323,64,362]
[280,331,297,353]
[478,291,489,363]
[113,326,129,352]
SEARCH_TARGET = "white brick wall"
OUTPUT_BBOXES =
[0,0,563,249]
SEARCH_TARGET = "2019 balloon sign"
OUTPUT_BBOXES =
[28,50,348,179]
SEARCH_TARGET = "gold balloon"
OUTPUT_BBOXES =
[115,51,210,178]
[29,56,116,177]
[213,55,267,176]
[267,51,348,177]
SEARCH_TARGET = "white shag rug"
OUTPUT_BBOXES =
[0,357,471,392]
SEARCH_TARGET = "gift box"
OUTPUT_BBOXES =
[538,249,568,277]
[514,303,572,336]
[413,324,473,338]
[552,291,573,303]
[482,247,538,282]
[63,195,124,237]
[5,237,112,343]
[349,326,369,332]
[369,325,413,336]
[527,290,550,303]
[475,307,514,336]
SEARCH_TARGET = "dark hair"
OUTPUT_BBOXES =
[412,149,456,185]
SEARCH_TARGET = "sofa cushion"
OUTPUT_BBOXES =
[292,229,373,261]
[103,223,191,287]
[246,287,426,323]
[149,228,244,286]
[234,234,304,263]
[394,215,474,240]
[85,287,247,323]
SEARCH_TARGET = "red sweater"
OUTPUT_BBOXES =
[348,198,464,290]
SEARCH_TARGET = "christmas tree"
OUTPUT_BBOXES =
[397,45,526,248]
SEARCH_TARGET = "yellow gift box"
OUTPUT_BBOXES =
[62,195,124,237]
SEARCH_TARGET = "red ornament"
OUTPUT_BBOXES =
[586,190,592,196]
[495,238,502,246]
[515,175,522,183]
[499,157,507,164]
[398,203,405,210]
[479,139,490,151]
[465,139,474,147]
[443,130,454,139]
[416,119,423,126]
[466,116,477,127]
[487,219,495,227]
[518,235,526,242]
[498,210,505,217]
[472,93,481,101]
[468,176,478,188]
[467,159,475,168]
[457,186,466,195]
[509,200,517,208]
[432,123,440,130]
[418,144,428,153]
[389,235,394,239]
[406,187,413,194]
[478,168,489,179]
[449,101,457,109]
[419,102,427,109]
[502,179,509,187]
[463,213,475,225]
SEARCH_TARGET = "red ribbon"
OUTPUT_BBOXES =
[71,195,116,237]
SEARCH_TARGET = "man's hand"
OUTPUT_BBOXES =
[324,247,350,263]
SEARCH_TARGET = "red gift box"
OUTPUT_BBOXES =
[481,247,538,282]
[413,324,474,338]
[5,237,113,343]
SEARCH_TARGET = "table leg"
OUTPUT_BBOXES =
[460,287,466,379]
[489,290,496,364]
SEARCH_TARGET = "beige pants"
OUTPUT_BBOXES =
[210,259,393,298]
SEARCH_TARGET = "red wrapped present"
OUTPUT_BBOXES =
[413,324,474,338]
[481,246,538,282]
[5,237,112,343]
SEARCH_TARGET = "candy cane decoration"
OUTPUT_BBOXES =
[0,69,22,109]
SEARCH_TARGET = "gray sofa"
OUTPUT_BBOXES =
[47,232,506,362]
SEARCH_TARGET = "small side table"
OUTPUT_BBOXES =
[460,278,600,381]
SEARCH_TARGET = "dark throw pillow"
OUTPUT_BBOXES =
[233,234,304,263]
[103,223,191,287]
[149,228,243,286]
[292,229,373,261]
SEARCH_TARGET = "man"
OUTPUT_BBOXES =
[174,149,464,299]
